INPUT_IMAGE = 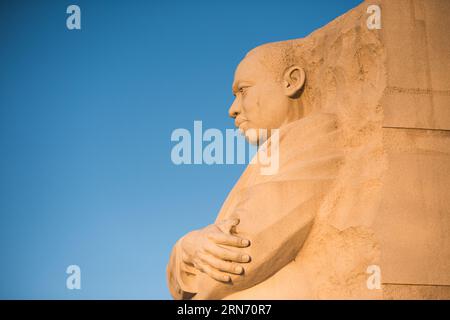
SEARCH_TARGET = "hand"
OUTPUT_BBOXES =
[179,218,251,282]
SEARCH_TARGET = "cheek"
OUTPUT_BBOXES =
[259,89,287,127]
[250,93,278,128]
[241,90,263,125]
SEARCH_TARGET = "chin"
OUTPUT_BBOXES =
[244,128,269,145]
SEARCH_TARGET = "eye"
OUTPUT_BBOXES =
[239,87,248,95]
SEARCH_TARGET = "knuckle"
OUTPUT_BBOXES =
[202,240,211,250]
[196,251,205,261]
[224,263,235,272]
[193,261,202,271]
[204,242,215,254]
[194,248,203,257]
[217,260,228,270]
[229,250,240,259]
[210,233,222,243]
[232,237,242,245]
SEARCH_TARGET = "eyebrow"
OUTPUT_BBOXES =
[232,81,251,95]
[232,81,239,95]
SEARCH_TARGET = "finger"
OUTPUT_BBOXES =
[217,218,240,234]
[181,262,198,275]
[199,252,244,275]
[208,232,250,248]
[205,242,251,263]
[200,264,231,283]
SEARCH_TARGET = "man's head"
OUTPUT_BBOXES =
[228,42,306,144]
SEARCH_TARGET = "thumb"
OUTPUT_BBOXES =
[217,218,240,234]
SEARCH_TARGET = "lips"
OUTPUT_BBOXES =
[235,118,248,128]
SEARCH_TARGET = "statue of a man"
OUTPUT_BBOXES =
[167,41,345,299]
[169,0,450,299]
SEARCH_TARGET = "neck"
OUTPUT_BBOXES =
[285,99,310,125]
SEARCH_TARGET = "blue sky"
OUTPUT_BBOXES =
[0,0,362,299]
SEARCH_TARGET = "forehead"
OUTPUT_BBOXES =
[233,51,269,84]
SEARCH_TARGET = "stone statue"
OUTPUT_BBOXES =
[167,0,450,299]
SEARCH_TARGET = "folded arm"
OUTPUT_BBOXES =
[193,178,332,299]
[166,220,251,299]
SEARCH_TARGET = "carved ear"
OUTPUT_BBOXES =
[283,66,305,98]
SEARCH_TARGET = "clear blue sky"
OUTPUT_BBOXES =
[0,0,362,299]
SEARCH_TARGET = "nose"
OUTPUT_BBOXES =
[228,98,240,119]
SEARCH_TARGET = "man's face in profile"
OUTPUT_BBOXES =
[228,51,291,145]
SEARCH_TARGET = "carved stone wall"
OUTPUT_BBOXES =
[373,0,450,298]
